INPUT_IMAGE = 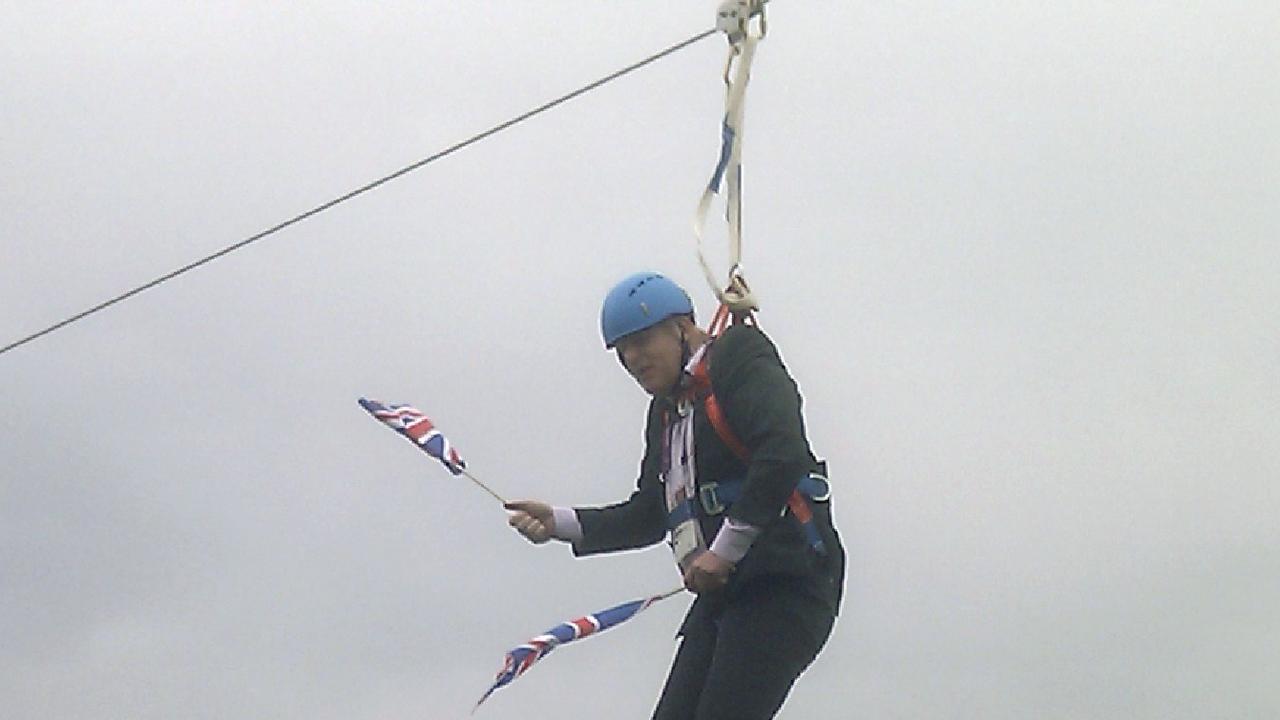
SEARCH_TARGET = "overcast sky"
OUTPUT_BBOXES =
[2,2,1278,719]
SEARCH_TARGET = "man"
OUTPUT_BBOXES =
[506,271,844,720]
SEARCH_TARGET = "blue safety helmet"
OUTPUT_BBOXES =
[600,272,695,348]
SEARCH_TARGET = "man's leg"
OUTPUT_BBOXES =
[693,586,835,720]
[652,613,718,720]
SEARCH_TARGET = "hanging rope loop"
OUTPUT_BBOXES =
[696,0,766,327]
[706,271,757,338]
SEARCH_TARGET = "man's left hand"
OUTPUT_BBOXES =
[683,550,735,594]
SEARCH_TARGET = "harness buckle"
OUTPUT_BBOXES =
[806,473,832,503]
[699,482,726,515]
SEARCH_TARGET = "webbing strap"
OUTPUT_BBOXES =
[695,1,765,315]
[706,294,758,340]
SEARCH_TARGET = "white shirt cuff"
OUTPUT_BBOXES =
[709,518,762,564]
[551,505,584,543]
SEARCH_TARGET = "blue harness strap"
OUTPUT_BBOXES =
[695,474,829,554]
[667,499,696,528]
[699,474,830,510]
[667,474,829,554]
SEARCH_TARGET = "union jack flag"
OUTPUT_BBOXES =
[474,589,680,711]
[358,398,465,475]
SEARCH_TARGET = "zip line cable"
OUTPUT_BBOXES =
[0,27,718,358]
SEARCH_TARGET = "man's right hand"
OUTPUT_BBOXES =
[504,500,556,544]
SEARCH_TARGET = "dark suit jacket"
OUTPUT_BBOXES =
[572,324,845,621]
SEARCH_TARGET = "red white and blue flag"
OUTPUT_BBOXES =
[358,398,466,475]
[474,590,679,711]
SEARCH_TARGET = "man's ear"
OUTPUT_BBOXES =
[673,320,694,352]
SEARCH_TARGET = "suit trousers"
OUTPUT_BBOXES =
[651,578,836,720]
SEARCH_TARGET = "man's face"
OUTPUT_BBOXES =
[614,319,684,396]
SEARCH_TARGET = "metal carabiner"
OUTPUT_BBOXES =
[716,0,750,42]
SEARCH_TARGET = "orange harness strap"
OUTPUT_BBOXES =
[692,304,817,530]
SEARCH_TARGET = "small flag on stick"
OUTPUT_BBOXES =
[358,398,506,503]
[359,398,466,473]
[474,587,684,711]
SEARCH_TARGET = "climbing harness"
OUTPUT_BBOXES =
[660,341,831,557]
[695,0,767,321]
[686,345,830,556]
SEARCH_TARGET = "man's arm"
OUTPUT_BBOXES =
[570,482,668,555]
[712,327,816,529]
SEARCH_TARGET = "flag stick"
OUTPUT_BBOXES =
[654,585,686,601]
[461,468,508,505]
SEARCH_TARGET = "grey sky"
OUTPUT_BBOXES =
[3,2,1278,718]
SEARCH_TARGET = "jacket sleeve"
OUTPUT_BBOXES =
[572,400,669,556]
[711,326,816,529]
